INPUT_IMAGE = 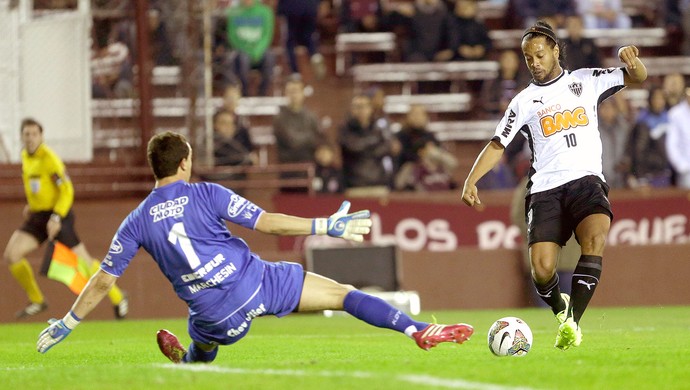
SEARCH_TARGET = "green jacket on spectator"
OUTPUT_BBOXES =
[227,0,274,65]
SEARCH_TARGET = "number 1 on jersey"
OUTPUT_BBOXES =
[168,222,201,269]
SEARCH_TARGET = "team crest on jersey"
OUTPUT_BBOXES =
[568,82,583,97]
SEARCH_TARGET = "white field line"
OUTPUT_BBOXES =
[157,364,538,390]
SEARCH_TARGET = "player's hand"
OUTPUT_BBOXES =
[313,201,372,242]
[618,45,639,70]
[37,318,72,354]
[461,182,482,208]
[46,214,62,241]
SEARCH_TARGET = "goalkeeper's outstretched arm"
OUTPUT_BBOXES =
[37,269,116,354]
[70,269,117,319]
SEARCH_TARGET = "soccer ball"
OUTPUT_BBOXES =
[487,316,533,357]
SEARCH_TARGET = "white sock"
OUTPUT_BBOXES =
[404,325,418,338]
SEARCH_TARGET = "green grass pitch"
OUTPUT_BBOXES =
[1,306,689,389]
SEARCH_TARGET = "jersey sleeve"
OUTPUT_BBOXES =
[491,98,525,148]
[206,183,264,230]
[578,67,626,102]
[101,212,141,277]
[45,150,74,217]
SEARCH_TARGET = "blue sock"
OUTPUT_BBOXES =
[183,342,218,363]
[343,290,428,336]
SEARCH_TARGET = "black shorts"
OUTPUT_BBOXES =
[20,210,81,247]
[525,175,612,247]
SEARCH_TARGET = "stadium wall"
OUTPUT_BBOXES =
[0,191,689,323]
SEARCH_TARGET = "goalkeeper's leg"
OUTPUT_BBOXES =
[298,272,473,349]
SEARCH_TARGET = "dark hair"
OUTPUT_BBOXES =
[213,109,234,126]
[222,75,241,91]
[647,86,666,110]
[285,73,303,86]
[21,118,43,134]
[522,20,566,67]
[147,131,190,180]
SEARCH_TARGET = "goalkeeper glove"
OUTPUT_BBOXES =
[312,200,372,242]
[37,311,80,354]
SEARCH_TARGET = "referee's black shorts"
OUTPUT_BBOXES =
[20,210,81,247]
[525,175,612,247]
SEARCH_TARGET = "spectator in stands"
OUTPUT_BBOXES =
[665,0,690,55]
[219,79,250,128]
[367,86,401,169]
[394,139,458,191]
[273,75,326,192]
[619,86,673,188]
[339,94,396,193]
[313,144,345,193]
[449,0,492,62]
[340,0,386,33]
[225,0,276,96]
[212,109,256,169]
[475,155,517,190]
[663,73,686,107]
[91,19,134,98]
[480,49,530,118]
[395,104,439,168]
[111,4,177,68]
[576,0,632,29]
[366,86,391,129]
[277,0,327,79]
[505,0,576,29]
[598,97,631,188]
[393,0,455,62]
[148,7,178,66]
[666,87,690,188]
[562,15,601,70]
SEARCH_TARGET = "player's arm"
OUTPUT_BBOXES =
[618,45,647,86]
[49,157,75,218]
[255,201,372,242]
[461,140,505,208]
[37,269,117,354]
[45,155,75,239]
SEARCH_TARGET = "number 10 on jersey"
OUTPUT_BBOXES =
[564,133,577,148]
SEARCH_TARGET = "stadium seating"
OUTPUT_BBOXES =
[335,32,398,76]
[489,27,666,51]
[426,120,497,142]
[352,61,499,95]
[382,93,472,116]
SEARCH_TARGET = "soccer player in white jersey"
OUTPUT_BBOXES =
[37,131,473,361]
[461,21,647,350]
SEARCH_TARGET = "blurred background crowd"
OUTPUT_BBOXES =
[17,0,690,197]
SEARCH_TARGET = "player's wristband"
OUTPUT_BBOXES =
[63,311,81,329]
[312,218,328,235]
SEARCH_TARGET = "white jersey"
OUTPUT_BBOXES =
[492,67,626,194]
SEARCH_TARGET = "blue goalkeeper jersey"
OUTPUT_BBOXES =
[101,180,265,322]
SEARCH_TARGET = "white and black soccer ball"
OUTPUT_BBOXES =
[487,316,533,357]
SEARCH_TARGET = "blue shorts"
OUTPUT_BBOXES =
[188,260,304,346]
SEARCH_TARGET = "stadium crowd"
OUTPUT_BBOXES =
[29,0,690,194]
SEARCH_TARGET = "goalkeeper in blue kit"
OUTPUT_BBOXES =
[37,131,473,362]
